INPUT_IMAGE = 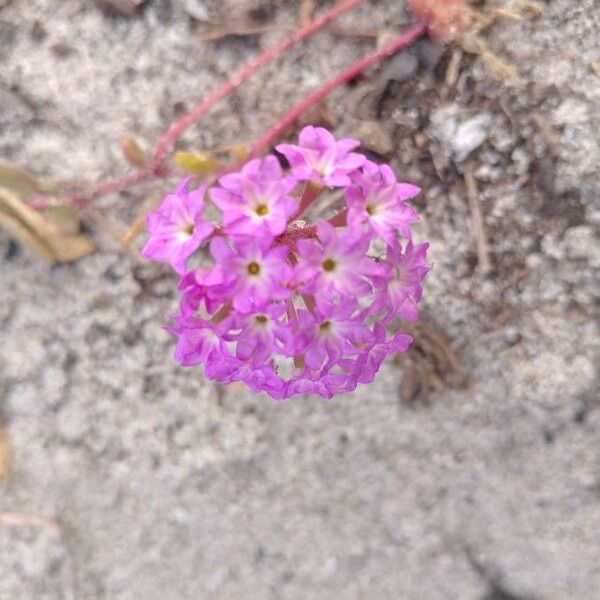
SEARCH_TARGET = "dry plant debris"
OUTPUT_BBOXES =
[92,0,145,16]
[0,187,94,263]
[394,319,470,405]
[198,20,291,42]
[0,425,9,481]
[464,164,493,274]
[299,0,318,25]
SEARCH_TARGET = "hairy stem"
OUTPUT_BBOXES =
[27,168,163,210]
[26,0,363,211]
[151,0,364,168]
[249,22,427,158]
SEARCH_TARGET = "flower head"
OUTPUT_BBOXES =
[143,126,430,399]
[141,179,213,274]
[346,161,421,245]
[210,156,296,237]
[198,237,292,314]
[276,126,366,187]
[295,300,372,370]
[295,220,382,307]
[371,240,431,323]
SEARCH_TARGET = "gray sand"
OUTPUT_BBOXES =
[1,1,599,598]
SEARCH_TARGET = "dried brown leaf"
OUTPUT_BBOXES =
[0,163,51,197]
[45,206,81,236]
[121,192,163,250]
[0,187,94,263]
[50,233,95,263]
[121,136,148,168]
[0,210,56,260]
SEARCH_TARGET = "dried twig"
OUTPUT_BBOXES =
[198,22,293,43]
[0,187,94,262]
[464,166,492,275]
[445,47,463,86]
[531,112,561,158]
[0,426,9,481]
[299,0,318,25]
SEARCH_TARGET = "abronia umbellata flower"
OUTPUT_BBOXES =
[142,126,430,399]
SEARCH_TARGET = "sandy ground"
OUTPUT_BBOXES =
[1,0,599,598]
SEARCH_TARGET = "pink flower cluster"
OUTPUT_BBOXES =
[142,126,430,399]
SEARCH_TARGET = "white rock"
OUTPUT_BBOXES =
[429,106,492,163]
[453,113,492,162]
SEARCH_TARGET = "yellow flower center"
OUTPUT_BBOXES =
[247,261,261,276]
[319,320,332,332]
[321,258,336,272]
[255,203,269,216]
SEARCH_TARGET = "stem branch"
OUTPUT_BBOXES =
[25,0,363,210]
[151,0,364,168]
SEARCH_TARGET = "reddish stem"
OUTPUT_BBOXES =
[151,0,364,169]
[27,167,171,210]
[277,208,348,245]
[249,22,427,158]
[327,208,348,228]
[292,181,323,221]
[25,0,363,211]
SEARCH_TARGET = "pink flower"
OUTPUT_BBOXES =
[198,237,292,314]
[276,126,366,187]
[226,303,292,365]
[210,156,296,237]
[167,317,228,368]
[295,221,382,306]
[346,161,421,245]
[141,179,214,274]
[238,362,287,399]
[295,301,373,370]
[178,269,224,317]
[372,240,431,322]
[355,324,413,384]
